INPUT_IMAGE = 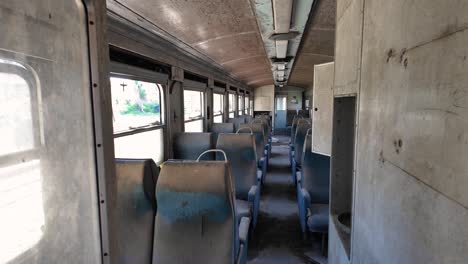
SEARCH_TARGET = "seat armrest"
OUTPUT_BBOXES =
[296,171,302,185]
[248,185,259,202]
[298,188,311,233]
[236,244,246,264]
[257,169,263,182]
[301,188,311,207]
[248,185,260,228]
[238,217,251,244]
[258,157,265,168]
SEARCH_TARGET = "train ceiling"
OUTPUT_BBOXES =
[107,0,335,89]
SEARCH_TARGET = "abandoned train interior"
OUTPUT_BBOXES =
[1,0,467,263]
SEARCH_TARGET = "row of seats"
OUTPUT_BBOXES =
[112,115,272,263]
[290,117,312,181]
[114,157,250,263]
[290,115,331,254]
[229,115,272,158]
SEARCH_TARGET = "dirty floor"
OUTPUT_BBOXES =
[247,136,327,264]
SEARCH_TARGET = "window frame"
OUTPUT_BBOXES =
[182,87,206,126]
[213,92,224,123]
[110,62,167,139]
[228,92,236,118]
[244,95,250,115]
[238,94,244,116]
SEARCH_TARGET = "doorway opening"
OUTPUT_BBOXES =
[330,96,357,258]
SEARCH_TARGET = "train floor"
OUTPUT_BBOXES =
[247,135,327,264]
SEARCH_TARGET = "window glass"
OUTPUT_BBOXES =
[0,71,44,263]
[114,129,164,165]
[184,90,204,132]
[245,96,249,115]
[214,115,223,123]
[184,119,204,132]
[111,76,165,165]
[238,95,244,115]
[213,93,224,123]
[228,93,235,113]
[0,73,35,155]
[250,100,254,115]
[184,90,204,121]
[111,77,162,133]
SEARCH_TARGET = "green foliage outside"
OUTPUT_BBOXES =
[121,101,160,115]
[120,81,160,116]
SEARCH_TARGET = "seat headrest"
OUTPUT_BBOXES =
[156,160,234,222]
[153,160,237,263]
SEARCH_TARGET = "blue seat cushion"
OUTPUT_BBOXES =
[307,204,329,233]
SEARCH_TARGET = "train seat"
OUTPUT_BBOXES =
[210,123,235,143]
[115,159,160,263]
[242,115,253,124]
[289,116,302,164]
[291,120,311,181]
[173,132,214,160]
[307,204,329,233]
[296,135,330,235]
[153,157,250,264]
[216,133,261,228]
[251,118,271,159]
[228,117,246,132]
[238,124,268,183]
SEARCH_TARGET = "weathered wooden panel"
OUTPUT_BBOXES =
[312,62,334,155]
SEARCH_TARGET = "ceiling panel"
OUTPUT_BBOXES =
[114,0,273,88]
[289,0,336,88]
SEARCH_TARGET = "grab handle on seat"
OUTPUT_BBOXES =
[197,149,228,162]
[236,127,253,134]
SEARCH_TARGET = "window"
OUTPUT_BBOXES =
[228,93,236,118]
[213,93,224,123]
[250,99,254,115]
[245,96,249,115]
[111,76,165,165]
[184,90,204,132]
[0,67,44,263]
[238,95,244,115]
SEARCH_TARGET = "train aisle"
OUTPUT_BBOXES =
[247,136,327,264]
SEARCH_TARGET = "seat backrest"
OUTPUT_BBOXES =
[302,136,330,204]
[173,132,214,160]
[154,160,237,263]
[244,115,253,124]
[291,116,302,143]
[115,158,160,263]
[238,123,265,160]
[252,118,269,139]
[294,120,312,165]
[228,117,246,132]
[216,133,257,200]
[211,123,235,143]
